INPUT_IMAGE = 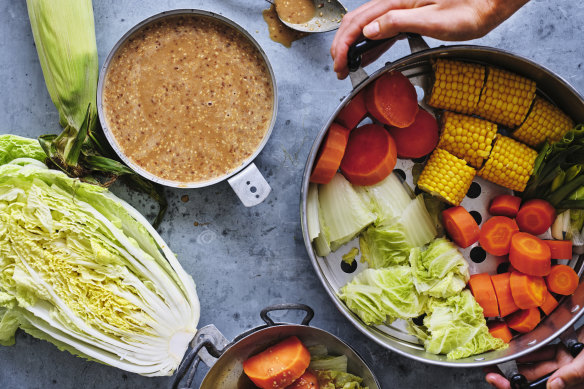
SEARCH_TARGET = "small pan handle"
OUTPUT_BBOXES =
[171,339,222,389]
[260,303,315,326]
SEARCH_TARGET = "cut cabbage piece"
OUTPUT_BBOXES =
[0,153,199,376]
[401,195,437,247]
[307,183,320,242]
[355,172,412,225]
[359,223,410,268]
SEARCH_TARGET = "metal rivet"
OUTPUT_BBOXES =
[572,305,580,313]
[528,340,537,346]
[474,357,485,361]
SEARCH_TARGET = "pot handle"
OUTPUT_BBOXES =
[228,163,271,207]
[260,303,315,326]
[498,326,584,389]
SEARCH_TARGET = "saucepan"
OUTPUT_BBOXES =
[300,33,584,388]
[97,9,277,206]
[170,303,381,389]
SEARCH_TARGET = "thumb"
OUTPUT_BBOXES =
[363,7,434,40]
[548,353,584,389]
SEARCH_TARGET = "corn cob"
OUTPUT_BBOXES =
[418,148,476,206]
[475,67,536,128]
[428,59,485,115]
[478,135,537,192]
[437,111,497,169]
[512,96,574,147]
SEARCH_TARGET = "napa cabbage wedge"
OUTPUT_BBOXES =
[0,144,199,376]
[408,290,507,359]
[338,267,426,325]
[355,172,412,225]
[409,238,470,298]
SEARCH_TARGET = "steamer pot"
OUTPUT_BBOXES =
[300,34,584,387]
[170,304,380,389]
[97,10,277,207]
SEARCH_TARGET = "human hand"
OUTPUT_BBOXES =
[484,328,584,389]
[330,0,530,79]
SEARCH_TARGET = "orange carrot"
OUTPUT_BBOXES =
[468,273,500,317]
[287,371,320,389]
[510,271,547,309]
[488,321,513,343]
[479,216,519,256]
[546,265,579,295]
[491,272,519,317]
[539,289,559,316]
[544,240,573,260]
[335,91,367,130]
[365,71,419,128]
[516,199,556,235]
[509,232,551,276]
[506,308,540,333]
[387,108,439,159]
[310,123,350,184]
[340,124,397,186]
[442,206,480,248]
[243,336,311,389]
[489,195,522,218]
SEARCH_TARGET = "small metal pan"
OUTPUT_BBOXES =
[97,9,278,207]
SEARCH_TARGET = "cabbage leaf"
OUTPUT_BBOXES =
[315,370,368,389]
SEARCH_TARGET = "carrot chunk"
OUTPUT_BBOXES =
[479,216,519,256]
[539,289,559,316]
[491,272,519,317]
[510,271,547,309]
[310,123,350,184]
[488,321,513,343]
[340,124,397,186]
[442,206,480,248]
[544,240,573,260]
[489,195,522,217]
[469,273,499,317]
[335,91,367,130]
[243,336,311,389]
[387,108,439,159]
[516,199,556,235]
[546,265,579,295]
[506,308,540,333]
[509,232,551,276]
[365,71,418,128]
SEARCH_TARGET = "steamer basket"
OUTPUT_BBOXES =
[300,34,584,380]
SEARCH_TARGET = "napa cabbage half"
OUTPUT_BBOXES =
[0,136,199,376]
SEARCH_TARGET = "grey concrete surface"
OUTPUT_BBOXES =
[1,0,583,388]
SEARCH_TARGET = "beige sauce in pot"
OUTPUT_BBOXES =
[102,15,274,183]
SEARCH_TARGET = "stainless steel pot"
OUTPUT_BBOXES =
[300,34,584,386]
[171,304,381,389]
[97,10,278,207]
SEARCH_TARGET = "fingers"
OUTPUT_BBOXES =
[485,372,512,389]
[363,5,439,40]
[548,350,584,389]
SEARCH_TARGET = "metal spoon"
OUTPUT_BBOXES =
[267,0,347,33]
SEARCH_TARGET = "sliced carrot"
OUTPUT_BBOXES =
[510,271,547,309]
[546,265,579,295]
[287,371,320,389]
[335,91,367,130]
[539,289,559,316]
[340,124,397,186]
[441,206,480,248]
[506,308,540,333]
[469,273,499,317]
[544,240,573,260]
[387,108,439,159]
[488,321,513,343]
[491,272,519,317]
[509,232,551,276]
[243,336,311,389]
[489,195,522,218]
[516,199,556,235]
[365,70,418,128]
[310,123,350,184]
[479,216,520,256]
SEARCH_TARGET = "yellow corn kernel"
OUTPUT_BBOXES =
[438,111,497,168]
[475,67,536,128]
[428,59,485,115]
[418,148,476,206]
[512,96,574,147]
[478,135,537,192]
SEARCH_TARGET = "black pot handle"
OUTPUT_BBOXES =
[260,303,315,326]
[347,36,399,72]
[509,341,584,389]
[171,339,222,389]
